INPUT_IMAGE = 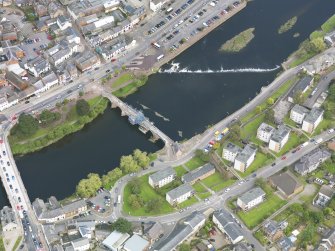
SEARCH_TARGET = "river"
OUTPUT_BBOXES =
[0,0,334,207]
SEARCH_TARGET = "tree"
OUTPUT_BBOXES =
[129,178,141,194]
[120,155,140,173]
[256,105,263,114]
[128,194,143,209]
[13,114,39,137]
[310,211,324,224]
[146,198,163,212]
[111,218,132,233]
[79,91,84,97]
[76,99,90,116]
[39,110,61,125]
[323,207,332,217]
[264,109,275,124]
[178,243,191,251]
[310,37,326,53]
[293,90,304,104]
[267,97,274,105]
[133,149,150,168]
[76,173,102,198]
[228,124,241,142]
[195,149,210,162]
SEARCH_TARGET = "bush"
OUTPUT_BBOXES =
[76,99,90,116]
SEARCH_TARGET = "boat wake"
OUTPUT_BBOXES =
[159,62,281,74]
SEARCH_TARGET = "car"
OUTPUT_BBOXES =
[25,100,30,104]
[20,205,24,210]
[15,188,19,193]
[292,149,297,154]
[159,233,164,238]
[252,173,257,177]
[209,238,215,242]
[328,128,334,134]
[9,185,12,189]
[7,161,10,166]
[18,197,21,202]
[6,178,9,182]
[69,80,73,83]
[296,147,301,151]
[271,162,276,166]
[106,69,111,73]
[3,151,6,155]
[281,156,286,160]
[3,167,5,172]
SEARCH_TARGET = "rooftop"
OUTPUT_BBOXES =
[235,144,257,164]
[224,142,242,154]
[304,107,324,124]
[288,75,313,98]
[149,167,175,183]
[270,171,302,197]
[123,234,149,251]
[258,122,275,134]
[166,184,194,200]
[238,187,265,205]
[291,104,309,115]
[270,125,291,143]
[295,148,331,174]
[102,231,130,250]
[181,163,215,183]
[213,209,243,242]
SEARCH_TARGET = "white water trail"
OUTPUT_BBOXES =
[159,62,281,74]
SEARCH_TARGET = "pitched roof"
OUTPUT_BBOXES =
[224,142,242,154]
[213,209,243,242]
[166,184,194,200]
[270,171,302,196]
[238,187,265,205]
[123,234,149,251]
[149,167,175,183]
[270,125,291,143]
[291,104,309,115]
[235,144,257,163]
[181,163,215,183]
[304,107,324,124]
[294,148,331,174]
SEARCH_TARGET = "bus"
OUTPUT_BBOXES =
[166,7,173,14]
[117,195,121,204]
[157,54,164,61]
[152,42,161,49]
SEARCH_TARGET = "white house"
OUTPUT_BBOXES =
[290,104,309,124]
[57,15,72,30]
[71,237,90,251]
[237,187,265,211]
[149,0,166,12]
[148,167,176,188]
[102,231,130,251]
[234,144,257,173]
[302,107,324,134]
[257,123,275,143]
[269,125,291,152]
[166,184,194,205]
[24,56,51,77]
[222,142,242,162]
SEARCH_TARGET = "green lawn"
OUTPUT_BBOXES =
[178,196,199,208]
[321,14,335,33]
[201,172,237,192]
[312,119,334,136]
[185,156,207,170]
[111,73,134,88]
[273,132,307,157]
[123,174,175,216]
[237,193,286,229]
[254,230,268,246]
[0,237,4,251]
[192,183,211,199]
[174,165,188,177]
[238,152,274,178]
[211,179,236,192]
[241,114,265,140]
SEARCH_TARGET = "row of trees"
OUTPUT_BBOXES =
[76,149,151,198]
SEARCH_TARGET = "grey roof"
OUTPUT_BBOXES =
[42,72,58,85]
[238,187,265,205]
[258,122,275,134]
[181,163,215,183]
[291,104,309,116]
[224,142,242,154]
[270,125,291,143]
[323,227,335,246]
[71,237,89,248]
[288,75,313,98]
[304,107,324,124]
[319,185,334,198]
[233,243,253,251]
[213,209,243,242]
[294,148,331,174]
[166,184,194,200]
[102,231,130,250]
[146,222,163,240]
[270,171,301,196]
[149,167,175,184]
[263,220,279,236]
[277,237,293,251]
[184,211,206,228]
[123,234,149,251]
[27,56,50,74]
[235,144,257,164]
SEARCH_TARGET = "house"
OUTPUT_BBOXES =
[269,125,291,152]
[181,163,215,184]
[48,2,64,18]
[71,237,90,251]
[237,187,265,211]
[0,206,18,232]
[257,122,275,143]
[102,231,130,251]
[263,220,283,241]
[57,16,72,30]
[148,167,176,188]
[302,51,335,75]
[96,37,136,61]
[75,51,100,72]
[287,76,314,103]
[32,198,87,223]
[222,142,242,162]
[324,31,335,47]
[145,222,163,241]
[149,0,166,12]
[154,212,205,251]
[314,185,334,208]
[213,209,244,244]
[6,71,29,91]
[302,107,324,133]
[277,237,294,251]
[234,144,257,173]
[318,226,335,250]
[123,234,149,251]
[290,104,309,124]
[48,41,79,66]
[24,56,51,77]
[166,184,194,205]
[269,171,303,199]
[294,148,331,175]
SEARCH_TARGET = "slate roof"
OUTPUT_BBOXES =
[270,171,302,197]
[149,167,175,183]
[181,163,215,183]
[238,187,265,205]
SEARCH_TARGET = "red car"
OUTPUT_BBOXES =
[209,140,215,145]
[281,156,286,160]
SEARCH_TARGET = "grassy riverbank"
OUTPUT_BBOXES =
[109,74,148,98]
[278,16,297,34]
[219,28,255,53]
[9,96,108,155]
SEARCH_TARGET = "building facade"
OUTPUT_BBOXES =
[166,184,194,205]
[237,187,266,211]
[148,167,176,188]
[257,123,275,143]
[269,125,291,152]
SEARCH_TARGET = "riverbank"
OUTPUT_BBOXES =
[9,95,109,155]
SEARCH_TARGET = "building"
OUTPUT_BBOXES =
[123,234,149,251]
[57,16,72,30]
[24,56,51,77]
[237,187,266,211]
[222,142,242,162]
[148,167,176,188]
[181,163,215,184]
[71,237,90,251]
[287,76,314,103]
[75,51,100,72]
[213,209,244,244]
[234,144,257,173]
[325,31,335,47]
[318,226,335,250]
[149,0,166,12]
[145,222,163,241]
[269,125,291,152]
[154,212,205,251]
[263,220,283,241]
[33,198,87,223]
[290,104,309,124]
[166,184,194,205]
[269,171,303,199]
[314,185,334,208]
[48,41,79,66]
[96,36,136,61]
[277,237,294,251]
[302,107,324,133]
[0,206,18,232]
[102,231,130,251]
[257,122,275,143]
[294,148,331,175]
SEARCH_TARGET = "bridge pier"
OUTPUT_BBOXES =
[111,102,118,109]
[149,132,160,143]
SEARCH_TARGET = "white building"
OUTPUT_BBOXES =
[123,234,149,251]
[237,187,265,211]
[302,107,324,134]
[0,95,18,112]
[234,144,257,173]
[24,56,50,77]
[102,231,130,251]
[149,0,166,12]
[166,184,194,205]
[148,167,176,188]
[71,237,90,251]
[222,142,242,162]
[290,104,309,124]
[257,123,275,143]
[269,125,291,152]
[57,15,72,30]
